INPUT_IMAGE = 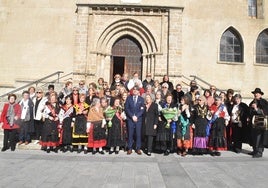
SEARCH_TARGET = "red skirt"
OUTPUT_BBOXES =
[87,123,107,148]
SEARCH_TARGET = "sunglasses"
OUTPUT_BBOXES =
[162,87,167,89]
[36,92,42,94]
[73,90,78,91]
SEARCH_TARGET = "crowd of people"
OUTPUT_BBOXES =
[1,72,268,158]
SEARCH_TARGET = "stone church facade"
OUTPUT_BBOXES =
[0,0,268,98]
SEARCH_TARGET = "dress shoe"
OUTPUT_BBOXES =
[53,148,58,153]
[46,148,51,153]
[11,148,15,151]
[99,151,105,155]
[92,150,97,155]
[214,151,221,156]
[136,150,142,155]
[127,150,132,155]
[115,151,119,155]
[1,147,7,152]
[109,150,114,155]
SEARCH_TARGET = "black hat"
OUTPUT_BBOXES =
[251,88,264,95]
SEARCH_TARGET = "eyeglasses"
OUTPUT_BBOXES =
[210,88,216,90]
[116,84,120,86]
[79,83,84,85]
[36,92,42,94]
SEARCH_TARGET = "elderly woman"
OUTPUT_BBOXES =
[230,94,249,153]
[41,92,60,153]
[87,98,107,154]
[191,95,211,155]
[208,96,230,156]
[0,94,21,151]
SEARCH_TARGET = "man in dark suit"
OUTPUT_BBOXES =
[125,86,145,155]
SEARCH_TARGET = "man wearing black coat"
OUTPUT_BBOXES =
[249,88,268,158]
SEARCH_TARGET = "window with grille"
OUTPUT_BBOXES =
[256,29,268,64]
[220,28,243,63]
[248,0,257,17]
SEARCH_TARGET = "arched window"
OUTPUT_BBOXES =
[220,28,243,63]
[256,29,268,64]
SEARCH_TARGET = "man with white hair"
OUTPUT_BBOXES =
[127,72,142,91]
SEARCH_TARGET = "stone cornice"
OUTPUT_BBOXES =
[76,3,184,12]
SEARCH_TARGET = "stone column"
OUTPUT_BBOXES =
[168,9,183,78]
[74,6,89,81]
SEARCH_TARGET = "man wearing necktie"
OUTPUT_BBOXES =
[125,86,145,155]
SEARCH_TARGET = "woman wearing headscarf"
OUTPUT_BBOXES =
[87,98,107,154]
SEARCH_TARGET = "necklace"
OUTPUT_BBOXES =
[197,105,207,118]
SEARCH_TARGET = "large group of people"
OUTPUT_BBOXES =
[1,72,268,158]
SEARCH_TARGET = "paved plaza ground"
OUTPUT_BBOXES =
[0,142,268,188]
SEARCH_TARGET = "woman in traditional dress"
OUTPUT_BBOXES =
[41,92,60,153]
[191,95,211,155]
[154,90,166,154]
[230,94,249,153]
[143,94,158,156]
[0,94,21,151]
[106,97,126,154]
[158,93,177,156]
[208,96,230,156]
[87,98,107,154]
[59,95,75,152]
[177,95,192,156]
[73,93,90,153]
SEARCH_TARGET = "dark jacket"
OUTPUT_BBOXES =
[143,102,158,136]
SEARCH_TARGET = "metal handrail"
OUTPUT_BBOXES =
[189,75,240,93]
[40,72,96,87]
[0,71,64,98]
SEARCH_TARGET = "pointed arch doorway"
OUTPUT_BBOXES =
[111,35,143,80]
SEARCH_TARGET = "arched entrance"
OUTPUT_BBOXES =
[111,35,143,79]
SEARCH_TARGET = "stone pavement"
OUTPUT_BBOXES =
[0,143,268,188]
